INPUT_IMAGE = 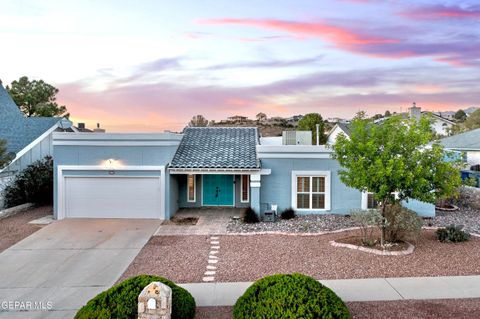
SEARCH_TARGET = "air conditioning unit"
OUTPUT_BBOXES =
[282,131,312,145]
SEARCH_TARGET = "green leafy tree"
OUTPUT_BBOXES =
[384,110,391,117]
[6,76,69,117]
[332,114,461,245]
[0,139,13,169]
[454,109,467,122]
[297,113,326,145]
[464,109,480,130]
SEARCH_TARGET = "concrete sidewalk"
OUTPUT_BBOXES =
[179,275,480,307]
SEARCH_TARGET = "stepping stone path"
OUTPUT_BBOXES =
[202,236,220,282]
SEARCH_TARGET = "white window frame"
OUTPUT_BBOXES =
[291,171,331,211]
[361,191,399,210]
[240,175,250,203]
[187,174,196,203]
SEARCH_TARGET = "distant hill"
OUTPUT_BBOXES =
[209,120,293,137]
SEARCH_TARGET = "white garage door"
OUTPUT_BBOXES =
[64,177,161,219]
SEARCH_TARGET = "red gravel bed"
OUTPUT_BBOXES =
[0,205,51,252]
[348,298,480,319]
[216,230,480,282]
[119,235,211,283]
[194,299,480,319]
[195,307,233,319]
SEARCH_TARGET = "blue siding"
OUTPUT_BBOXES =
[53,144,178,218]
[402,199,435,217]
[260,158,362,215]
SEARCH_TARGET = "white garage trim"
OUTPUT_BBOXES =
[57,165,165,220]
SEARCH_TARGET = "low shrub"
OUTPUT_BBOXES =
[3,156,53,208]
[74,275,195,319]
[436,225,470,243]
[280,208,296,220]
[351,209,383,246]
[384,204,423,243]
[243,207,259,223]
[233,273,351,319]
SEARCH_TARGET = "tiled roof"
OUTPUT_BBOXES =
[0,84,61,155]
[170,127,260,169]
[438,128,480,150]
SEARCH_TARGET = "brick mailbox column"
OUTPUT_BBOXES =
[138,282,172,319]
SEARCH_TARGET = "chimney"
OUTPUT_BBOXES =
[93,123,106,133]
[78,123,85,129]
[409,102,421,120]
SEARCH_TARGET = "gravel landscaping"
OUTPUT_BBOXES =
[195,299,480,319]
[429,207,480,234]
[0,205,51,252]
[215,230,480,282]
[118,235,211,283]
[227,214,358,233]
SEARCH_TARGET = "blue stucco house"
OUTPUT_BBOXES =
[52,127,435,220]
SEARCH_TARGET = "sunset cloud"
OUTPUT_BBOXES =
[199,17,480,67]
[198,18,398,46]
[401,4,480,20]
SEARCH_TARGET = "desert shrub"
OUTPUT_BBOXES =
[233,273,350,319]
[280,208,296,220]
[351,209,384,246]
[436,225,470,243]
[74,275,195,319]
[384,204,423,243]
[243,207,259,223]
[3,156,53,208]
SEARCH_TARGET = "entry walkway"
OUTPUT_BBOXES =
[155,208,242,236]
[179,275,480,306]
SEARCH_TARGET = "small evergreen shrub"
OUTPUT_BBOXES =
[74,275,195,319]
[233,273,351,319]
[243,207,259,223]
[280,208,296,220]
[436,225,470,243]
[3,156,53,208]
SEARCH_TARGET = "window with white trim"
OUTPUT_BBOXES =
[366,193,378,209]
[296,176,327,209]
[241,175,249,203]
[187,174,196,202]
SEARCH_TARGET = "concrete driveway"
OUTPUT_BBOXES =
[0,219,161,318]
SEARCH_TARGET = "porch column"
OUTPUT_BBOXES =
[250,174,261,215]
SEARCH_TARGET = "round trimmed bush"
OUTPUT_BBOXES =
[233,273,351,319]
[74,275,195,319]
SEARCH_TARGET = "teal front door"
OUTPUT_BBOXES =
[203,175,234,206]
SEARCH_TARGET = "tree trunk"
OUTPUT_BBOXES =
[380,199,387,247]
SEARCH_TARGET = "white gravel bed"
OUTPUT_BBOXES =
[226,214,358,233]
[428,208,480,234]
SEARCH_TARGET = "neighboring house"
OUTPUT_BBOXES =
[326,122,351,145]
[375,103,455,137]
[438,128,480,167]
[52,127,434,220]
[227,115,249,123]
[0,84,71,207]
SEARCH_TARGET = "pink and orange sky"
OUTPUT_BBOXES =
[1,0,479,132]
